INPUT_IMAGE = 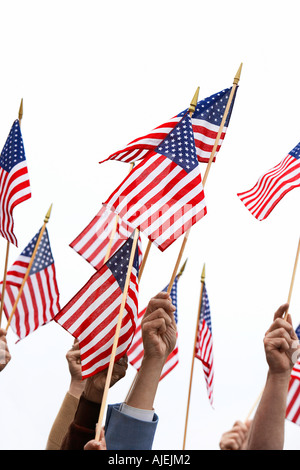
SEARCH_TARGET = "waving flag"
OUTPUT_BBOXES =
[285,325,300,425]
[286,359,300,425]
[0,227,60,340]
[99,88,237,165]
[128,277,179,380]
[104,113,207,252]
[195,283,214,406]
[70,206,143,270]
[185,87,237,163]
[55,233,139,379]
[0,120,31,246]
[237,142,300,221]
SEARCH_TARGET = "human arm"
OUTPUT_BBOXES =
[0,328,11,372]
[46,340,86,450]
[60,355,127,450]
[103,291,177,450]
[246,303,300,450]
[125,291,177,410]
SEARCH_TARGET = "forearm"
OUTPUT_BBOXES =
[247,371,291,450]
[126,356,164,410]
[60,394,101,450]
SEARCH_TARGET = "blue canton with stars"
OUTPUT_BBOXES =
[163,277,178,324]
[178,87,235,128]
[289,142,300,160]
[106,233,140,292]
[21,228,54,275]
[0,120,26,172]
[156,113,198,173]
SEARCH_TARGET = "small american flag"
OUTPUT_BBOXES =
[195,283,214,406]
[55,233,139,379]
[286,361,300,425]
[70,206,143,271]
[0,120,31,246]
[104,113,207,252]
[285,325,300,425]
[127,277,179,380]
[0,227,60,340]
[237,142,300,221]
[99,87,237,165]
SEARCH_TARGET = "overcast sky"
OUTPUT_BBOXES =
[0,0,300,450]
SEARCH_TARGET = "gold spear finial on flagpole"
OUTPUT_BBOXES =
[177,258,188,280]
[18,98,23,123]
[201,263,206,282]
[189,86,200,115]
[234,63,243,85]
[5,204,53,332]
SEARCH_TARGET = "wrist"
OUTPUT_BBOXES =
[83,379,104,404]
[69,378,86,399]
[267,369,291,386]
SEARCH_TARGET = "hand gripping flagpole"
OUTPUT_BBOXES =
[123,257,188,403]
[182,263,205,450]
[167,64,242,296]
[95,228,140,441]
[245,235,300,421]
[0,99,24,328]
[5,204,52,332]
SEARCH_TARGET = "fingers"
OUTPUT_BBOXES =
[144,292,176,330]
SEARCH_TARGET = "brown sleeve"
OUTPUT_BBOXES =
[60,394,101,450]
[46,392,80,450]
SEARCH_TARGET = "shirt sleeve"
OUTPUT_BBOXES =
[119,402,155,422]
[104,403,158,450]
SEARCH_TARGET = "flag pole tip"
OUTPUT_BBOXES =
[178,258,188,278]
[189,86,200,114]
[18,98,23,122]
[201,263,206,282]
[44,204,53,223]
[234,63,243,84]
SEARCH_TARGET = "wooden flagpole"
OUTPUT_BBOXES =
[182,263,205,450]
[167,64,242,296]
[138,87,200,284]
[95,228,140,441]
[285,236,300,319]
[5,204,52,332]
[245,235,300,420]
[0,99,23,328]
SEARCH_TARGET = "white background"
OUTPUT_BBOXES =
[0,0,299,450]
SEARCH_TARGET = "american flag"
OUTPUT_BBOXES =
[99,87,237,165]
[195,283,214,406]
[0,227,60,340]
[237,142,300,221]
[286,361,300,425]
[179,87,237,163]
[285,325,300,425]
[70,206,143,271]
[127,276,179,380]
[0,120,31,246]
[55,233,139,379]
[104,113,207,252]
